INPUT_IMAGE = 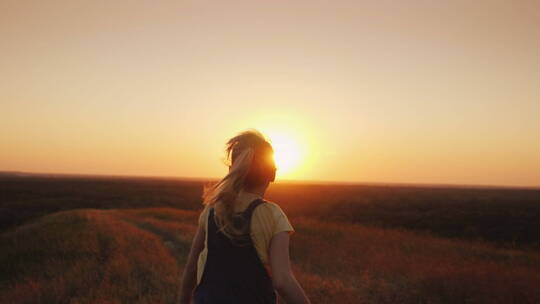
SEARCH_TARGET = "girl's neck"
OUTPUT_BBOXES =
[242,183,268,198]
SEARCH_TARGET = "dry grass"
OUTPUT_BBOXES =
[0,208,191,304]
[3,175,539,251]
[1,208,540,303]
[290,217,540,303]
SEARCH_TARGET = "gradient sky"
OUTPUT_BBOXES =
[1,0,539,187]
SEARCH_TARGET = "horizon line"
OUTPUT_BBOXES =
[1,170,538,191]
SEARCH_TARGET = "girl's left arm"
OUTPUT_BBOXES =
[178,223,205,304]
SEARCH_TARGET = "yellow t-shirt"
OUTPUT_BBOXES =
[196,189,295,286]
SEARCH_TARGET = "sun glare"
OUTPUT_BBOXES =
[236,111,317,180]
[264,131,304,177]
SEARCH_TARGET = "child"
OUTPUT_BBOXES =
[179,129,311,304]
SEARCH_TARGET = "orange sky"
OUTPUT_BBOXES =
[1,0,539,188]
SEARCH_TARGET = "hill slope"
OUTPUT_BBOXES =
[1,208,540,303]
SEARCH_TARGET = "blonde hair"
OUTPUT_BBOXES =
[201,129,275,243]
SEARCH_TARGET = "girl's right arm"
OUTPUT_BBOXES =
[269,231,311,304]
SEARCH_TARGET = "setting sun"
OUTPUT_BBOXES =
[267,133,302,176]
[237,111,318,180]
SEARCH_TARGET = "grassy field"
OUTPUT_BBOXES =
[1,174,540,303]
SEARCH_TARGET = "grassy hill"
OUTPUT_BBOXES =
[0,208,188,303]
[1,207,540,303]
[2,175,540,251]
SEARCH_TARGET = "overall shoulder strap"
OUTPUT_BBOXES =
[231,198,266,232]
[243,198,266,219]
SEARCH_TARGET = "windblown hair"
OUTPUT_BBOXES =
[201,129,275,243]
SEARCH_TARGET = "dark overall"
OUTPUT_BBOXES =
[194,198,277,304]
